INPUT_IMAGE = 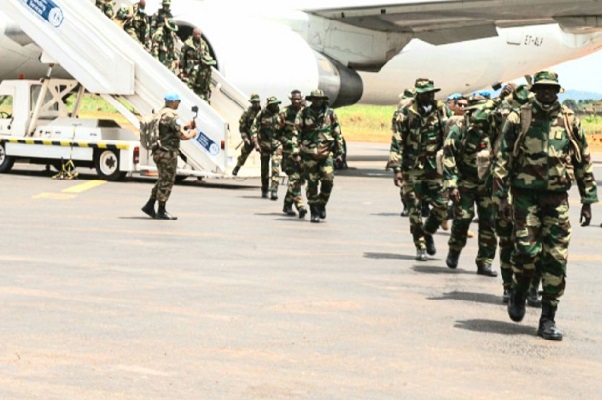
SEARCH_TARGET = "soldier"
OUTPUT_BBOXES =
[297,89,345,223]
[141,93,197,220]
[279,90,307,218]
[123,0,150,49]
[187,56,216,102]
[95,0,115,19]
[492,70,598,340]
[391,78,449,261]
[151,18,179,72]
[180,28,208,78]
[443,99,498,277]
[251,96,284,200]
[150,0,173,37]
[232,94,261,176]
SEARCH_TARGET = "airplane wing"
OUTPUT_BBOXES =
[300,0,602,45]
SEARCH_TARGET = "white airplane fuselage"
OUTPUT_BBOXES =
[0,2,601,106]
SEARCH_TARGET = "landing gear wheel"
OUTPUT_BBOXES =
[95,149,126,181]
[0,142,15,173]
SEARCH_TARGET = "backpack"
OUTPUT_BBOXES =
[139,110,163,150]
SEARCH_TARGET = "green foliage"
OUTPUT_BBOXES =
[337,104,396,142]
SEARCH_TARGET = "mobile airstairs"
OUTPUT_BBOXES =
[0,0,258,178]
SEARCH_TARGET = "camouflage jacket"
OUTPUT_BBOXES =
[123,4,149,47]
[390,101,449,180]
[180,37,209,76]
[96,0,115,18]
[297,105,344,159]
[157,107,183,151]
[387,107,406,172]
[151,27,177,68]
[251,108,283,152]
[278,105,303,155]
[492,100,598,203]
[238,106,260,141]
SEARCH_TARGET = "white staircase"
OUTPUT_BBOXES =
[0,0,250,176]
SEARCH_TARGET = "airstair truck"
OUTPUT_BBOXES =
[0,78,140,181]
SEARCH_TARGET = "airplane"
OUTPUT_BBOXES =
[0,0,601,107]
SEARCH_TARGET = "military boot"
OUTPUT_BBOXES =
[141,197,156,218]
[477,262,498,277]
[526,287,542,307]
[537,302,563,341]
[261,190,268,199]
[296,204,307,219]
[282,202,296,217]
[507,288,527,322]
[310,205,320,223]
[318,205,327,219]
[231,165,240,176]
[502,287,511,304]
[415,248,428,262]
[156,203,177,220]
[424,234,436,256]
[270,191,278,201]
[446,249,460,269]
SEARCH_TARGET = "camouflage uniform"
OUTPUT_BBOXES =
[297,89,344,223]
[443,103,497,275]
[391,78,449,260]
[151,20,179,72]
[187,57,216,102]
[96,0,115,19]
[232,95,261,175]
[251,97,284,199]
[151,107,183,204]
[123,2,150,49]
[279,93,306,216]
[150,1,172,37]
[180,35,211,77]
[492,70,598,340]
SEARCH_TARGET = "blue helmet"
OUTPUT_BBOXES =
[164,92,181,101]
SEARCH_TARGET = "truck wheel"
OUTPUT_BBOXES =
[95,149,126,181]
[0,143,15,173]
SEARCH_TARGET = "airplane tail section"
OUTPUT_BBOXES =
[0,0,249,176]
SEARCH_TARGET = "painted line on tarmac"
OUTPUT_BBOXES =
[62,180,107,193]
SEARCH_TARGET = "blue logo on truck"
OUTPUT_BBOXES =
[22,0,64,28]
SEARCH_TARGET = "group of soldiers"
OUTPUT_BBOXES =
[233,90,345,223]
[95,0,215,101]
[388,71,598,341]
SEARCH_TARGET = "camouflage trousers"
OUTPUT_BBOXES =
[512,188,570,307]
[282,154,305,208]
[235,141,253,169]
[303,154,334,206]
[151,149,178,203]
[404,178,448,250]
[260,148,282,194]
[448,180,496,268]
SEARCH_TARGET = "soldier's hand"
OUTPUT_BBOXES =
[449,188,461,203]
[580,203,592,226]
[188,120,196,129]
[394,171,403,188]
[254,145,261,153]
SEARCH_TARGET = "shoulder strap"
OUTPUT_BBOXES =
[562,106,582,162]
[512,104,532,157]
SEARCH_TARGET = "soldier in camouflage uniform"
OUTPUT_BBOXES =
[187,56,216,102]
[180,28,209,77]
[123,0,150,49]
[150,0,173,37]
[151,18,179,72]
[232,94,261,176]
[443,99,498,277]
[96,0,115,19]
[279,90,307,218]
[492,70,598,341]
[251,96,284,200]
[297,89,344,223]
[141,93,197,220]
[390,78,449,261]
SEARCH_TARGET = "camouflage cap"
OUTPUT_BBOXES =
[164,19,178,32]
[305,89,329,101]
[249,93,260,103]
[399,88,416,99]
[530,69,562,91]
[266,96,281,105]
[162,0,171,4]
[414,78,440,94]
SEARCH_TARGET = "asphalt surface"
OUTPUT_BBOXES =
[1,141,602,400]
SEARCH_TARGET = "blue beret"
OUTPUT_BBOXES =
[164,92,181,101]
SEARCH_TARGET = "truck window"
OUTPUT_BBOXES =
[0,95,13,119]
[30,85,61,118]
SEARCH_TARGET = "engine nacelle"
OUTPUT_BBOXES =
[174,16,363,108]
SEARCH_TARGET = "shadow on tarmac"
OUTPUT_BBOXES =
[455,319,538,336]
[428,290,504,305]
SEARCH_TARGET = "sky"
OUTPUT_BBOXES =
[548,49,602,93]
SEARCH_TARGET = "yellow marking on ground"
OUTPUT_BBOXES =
[32,192,77,200]
[62,180,107,193]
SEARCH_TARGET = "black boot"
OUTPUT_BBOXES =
[310,205,320,223]
[297,204,307,219]
[502,287,511,304]
[156,202,177,220]
[261,190,268,199]
[526,287,542,308]
[270,191,278,201]
[537,302,563,341]
[282,203,296,216]
[507,288,527,322]
[141,197,156,218]
[446,249,460,269]
[424,234,436,256]
[477,263,498,277]
[318,205,326,219]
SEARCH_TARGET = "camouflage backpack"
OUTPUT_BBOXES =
[139,109,166,150]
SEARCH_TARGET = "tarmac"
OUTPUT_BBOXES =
[1,141,601,399]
